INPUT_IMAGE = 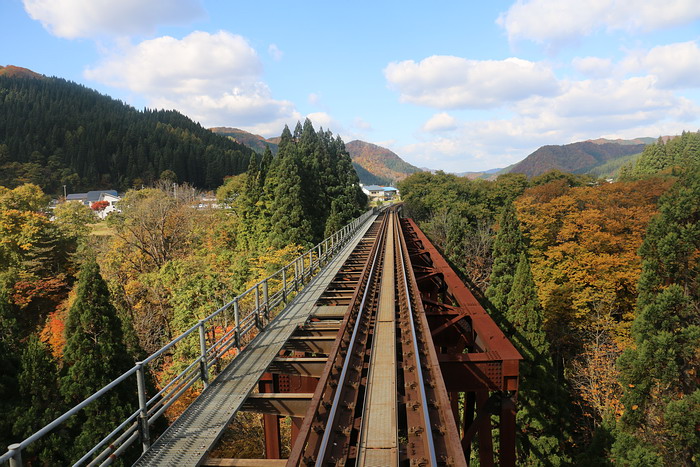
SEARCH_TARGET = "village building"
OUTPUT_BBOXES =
[361,185,399,202]
[66,190,121,219]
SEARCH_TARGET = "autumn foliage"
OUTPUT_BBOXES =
[90,200,109,211]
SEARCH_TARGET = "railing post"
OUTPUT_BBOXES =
[198,321,209,388]
[317,244,322,269]
[8,444,22,467]
[308,251,313,275]
[255,284,262,330]
[233,299,241,350]
[263,280,269,320]
[282,268,287,303]
[298,256,303,284]
[294,260,300,291]
[136,363,151,452]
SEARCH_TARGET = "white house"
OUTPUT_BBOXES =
[361,185,399,201]
[66,190,121,219]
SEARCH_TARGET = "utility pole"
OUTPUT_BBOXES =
[63,184,67,199]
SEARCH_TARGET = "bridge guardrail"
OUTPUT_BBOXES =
[0,208,376,467]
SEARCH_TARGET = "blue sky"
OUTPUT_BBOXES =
[2,0,700,172]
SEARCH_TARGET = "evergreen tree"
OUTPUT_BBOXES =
[60,258,135,461]
[0,287,20,454]
[613,168,700,466]
[267,149,314,248]
[261,121,365,249]
[486,202,524,313]
[506,252,570,465]
[13,336,67,465]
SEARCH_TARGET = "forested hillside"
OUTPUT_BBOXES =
[345,140,421,184]
[398,135,700,463]
[0,74,253,193]
[507,140,647,177]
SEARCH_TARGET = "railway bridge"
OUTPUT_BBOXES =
[2,207,520,466]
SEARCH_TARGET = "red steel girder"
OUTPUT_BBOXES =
[400,216,521,466]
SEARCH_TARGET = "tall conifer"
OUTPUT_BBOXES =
[13,336,66,464]
[613,168,700,465]
[60,258,135,460]
[507,252,570,465]
[486,201,524,312]
[486,204,570,464]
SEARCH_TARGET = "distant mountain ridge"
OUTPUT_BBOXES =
[506,140,648,177]
[345,140,422,185]
[210,127,279,155]
[586,137,656,146]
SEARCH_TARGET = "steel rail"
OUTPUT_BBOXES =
[314,213,389,466]
[395,211,439,466]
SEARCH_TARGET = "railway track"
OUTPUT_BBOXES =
[287,208,464,466]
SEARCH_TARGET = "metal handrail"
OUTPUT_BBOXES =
[0,208,375,466]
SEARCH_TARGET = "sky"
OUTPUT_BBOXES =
[2,0,700,172]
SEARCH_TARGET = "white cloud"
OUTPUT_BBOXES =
[268,43,283,61]
[498,0,700,45]
[23,0,204,39]
[529,76,690,119]
[384,55,559,109]
[422,112,458,132]
[86,31,261,94]
[572,57,613,78]
[638,41,700,89]
[85,31,298,133]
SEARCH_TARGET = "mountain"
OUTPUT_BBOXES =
[345,140,421,185]
[210,127,279,155]
[506,140,648,177]
[586,137,656,146]
[0,65,43,79]
[0,69,253,193]
[455,166,509,179]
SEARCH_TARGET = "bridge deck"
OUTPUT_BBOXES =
[133,215,377,467]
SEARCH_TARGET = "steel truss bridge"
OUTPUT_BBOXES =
[2,206,521,466]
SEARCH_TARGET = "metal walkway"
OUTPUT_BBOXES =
[134,215,377,466]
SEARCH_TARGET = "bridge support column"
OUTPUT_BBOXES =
[259,374,281,459]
